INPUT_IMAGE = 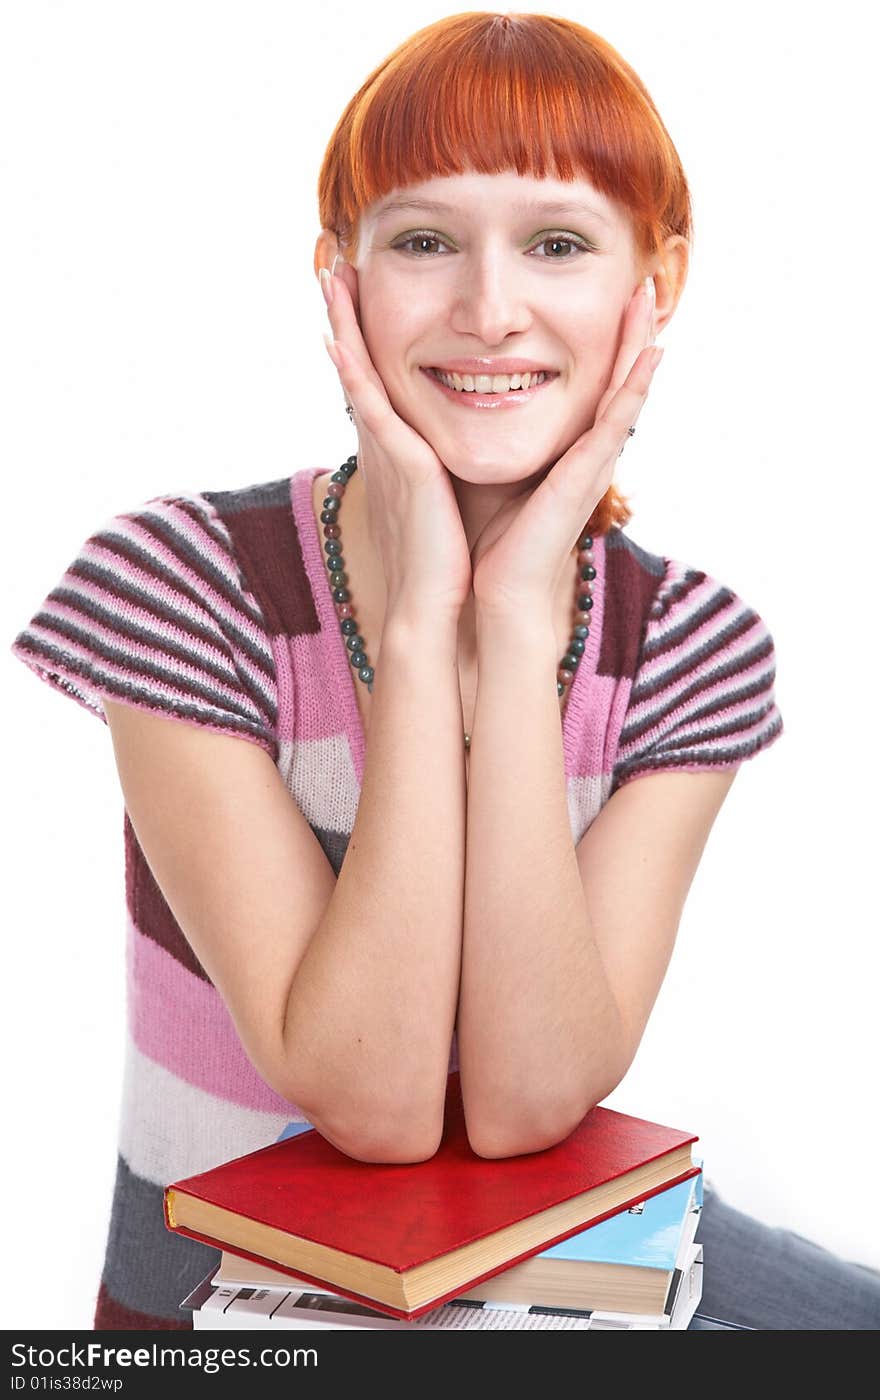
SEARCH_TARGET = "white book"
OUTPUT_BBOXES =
[181,1243,703,1332]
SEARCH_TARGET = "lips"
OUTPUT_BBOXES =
[419,365,559,408]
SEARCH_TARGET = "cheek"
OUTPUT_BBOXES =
[359,297,416,379]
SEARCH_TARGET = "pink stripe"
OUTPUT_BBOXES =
[599,672,632,776]
[630,629,773,736]
[291,469,366,782]
[288,630,350,741]
[562,533,606,778]
[84,511,256,641]
[127,915,302,1115]
[640,572,756,676]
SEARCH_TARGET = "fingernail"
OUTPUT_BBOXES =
[319,267,334,307]
[644,275,655,306]
[650,345,664,371]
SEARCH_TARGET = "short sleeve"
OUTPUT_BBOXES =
[611,558,783,793]
[9,491,278,759]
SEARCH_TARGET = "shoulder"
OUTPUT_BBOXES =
[605,526,784,791]
[9,476,304,758]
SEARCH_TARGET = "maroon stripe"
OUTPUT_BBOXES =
[124,813,213,983]
[93,1280,192,1331]
[207,491,321,641]
[598,533,663,681]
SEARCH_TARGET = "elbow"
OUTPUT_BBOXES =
[467,1115,577,1161]
[333,1125,442,1164]
[286,1083,445,1165]
[466,1084,620,1162]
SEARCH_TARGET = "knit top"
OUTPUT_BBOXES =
[9,466,784,1329]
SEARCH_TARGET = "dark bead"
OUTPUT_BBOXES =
[569,638,585,656]
[557,682,565,696]
[324,540,342,555]
[576,594,594,611]
[329,570,348,588]
[562,653,579,670]
[328,554,346,570]
[346,634,364,650]
[578,534,593,550]
[359,665,374,684]
[331,471,347,484]
[573,624,589,638]
[340,618,358,635]
[351,650,367,668]
[322,496,340,512]
[582,565,597,581]
[332,587,350,604]
[320,509,339,525]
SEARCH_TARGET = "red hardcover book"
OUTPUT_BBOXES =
[164,1072,698,1321]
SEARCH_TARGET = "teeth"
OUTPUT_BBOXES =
[429,368,549,393]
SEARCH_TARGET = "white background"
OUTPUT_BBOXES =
[2,1,877,1330]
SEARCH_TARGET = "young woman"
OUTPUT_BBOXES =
[11,11,879,1332]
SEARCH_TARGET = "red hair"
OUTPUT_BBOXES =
[317,11,693,535]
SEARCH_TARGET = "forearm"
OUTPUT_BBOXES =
[283,612,466,1155]
[457,607,626,1158]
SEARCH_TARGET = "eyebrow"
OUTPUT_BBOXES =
[373,196,613,227]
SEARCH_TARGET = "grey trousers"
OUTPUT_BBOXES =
[687,1179,880,1330]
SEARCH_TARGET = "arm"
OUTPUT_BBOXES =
[457,604,737,1159]
[102,608,466,1165]
[282,610,466,1156]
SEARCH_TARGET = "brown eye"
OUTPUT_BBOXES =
[531,235,592,259]
[392,232,449,256]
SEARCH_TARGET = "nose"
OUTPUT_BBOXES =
[448,246,532,347]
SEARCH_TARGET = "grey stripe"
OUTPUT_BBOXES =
[15,629,274,738]
[101,1154,221,1322]
[77,529,275,674]
[621,659,777,749]
[115,506,269,635]
[614,713,784,783]
[637,596,759,683]
[34,587,275,720]
[605,527,666,575]
[201,475,295,514]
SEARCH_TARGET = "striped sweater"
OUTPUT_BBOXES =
[10,465,783,1329]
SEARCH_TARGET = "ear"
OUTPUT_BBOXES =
[650,236,689,337]
[313,228,362,325]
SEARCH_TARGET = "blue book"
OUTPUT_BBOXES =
[457,1161,703,1314]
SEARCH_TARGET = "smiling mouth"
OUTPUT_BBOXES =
[422,366,558,393]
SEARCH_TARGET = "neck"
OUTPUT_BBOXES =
[344,462,578,667]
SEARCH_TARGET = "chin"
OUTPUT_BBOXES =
[442,453,548,487]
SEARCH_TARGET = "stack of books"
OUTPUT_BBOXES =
[166,1073,705,1331]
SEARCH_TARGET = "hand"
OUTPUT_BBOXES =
[320,263,472,624]
[469,277,663,617]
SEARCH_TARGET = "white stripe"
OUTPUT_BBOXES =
[117,1033,302,1186]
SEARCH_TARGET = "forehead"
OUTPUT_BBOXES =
[366,170,621,229]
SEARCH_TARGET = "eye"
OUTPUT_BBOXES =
[530,233,594,259]
[390,230,596,259]
[391,232,451,257]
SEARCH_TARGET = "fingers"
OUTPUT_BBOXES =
[319,266,394,435]
[594,276,657,422]
[597,343,664,460]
